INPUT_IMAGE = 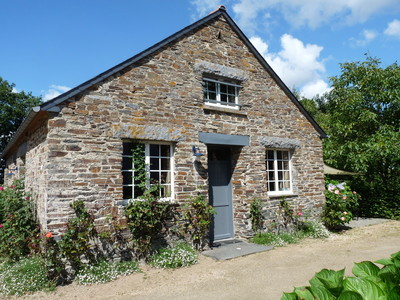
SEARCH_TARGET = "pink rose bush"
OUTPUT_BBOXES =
[322,180,361,229]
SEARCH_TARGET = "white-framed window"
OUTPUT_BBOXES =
[203,78,241,109]
[266,149,293,195]
[122,141,174,200]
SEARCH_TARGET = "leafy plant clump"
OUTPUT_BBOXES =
[75,260,140,285]
[181,194,215,250]
[149,243,198,269]
[0,181,40,261]
[250,198,264,234]
[282,251,400,299]
[0,256,55,296]
[322,180,360,230]
[58,200,98,270]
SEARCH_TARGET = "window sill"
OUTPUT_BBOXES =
[268,193,298,199]
[203,104,247,116]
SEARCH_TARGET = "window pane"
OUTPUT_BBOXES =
[123,186,132,199]
[277,161,283,170]
[134,186,144,198]
[123,142,135,155]
[282,151,289,160]
[228,85,236,95]
[277,151,283,160]
[283,171,290,180]
[208,81,216,92]
[268,171,275,181]
[283,161,289,170]
[220,84,227,93]
[150,144,159,156]
[161,172,171,184]
[267,150,274,159]
[282,181,290,190]
[123,172,132,185]
[161,145,170,157]
[208,92,217,100]
[161,185,171,198]
[122,157,132,170]
[150,172,159,183]
[269,181,275,191]
[267,161,274,171]
[220,94,227,102]
[228,95,235,103]
[150,158,159,170]
[161,158,170,170]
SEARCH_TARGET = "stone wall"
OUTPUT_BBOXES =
[5,14,325,238]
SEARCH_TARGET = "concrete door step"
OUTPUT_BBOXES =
[202,240,273,260]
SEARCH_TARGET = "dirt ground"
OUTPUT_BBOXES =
[17,220,400,300]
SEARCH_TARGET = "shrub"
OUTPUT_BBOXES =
[322,180,360,230]
[0,256,55,296]
[300,220,330,239]
[282,251,400,299]
[124,197,170,259]
[0,181,39,261]
[250,198,264,234]
[58,200,98,270]
[149,243,198,269]
[181,194,215,250]
[75,260,139,285]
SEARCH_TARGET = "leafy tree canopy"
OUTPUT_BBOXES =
[301,56,400,218]
[0,77,42,152]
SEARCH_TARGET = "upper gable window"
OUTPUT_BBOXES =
[203,78,240,109]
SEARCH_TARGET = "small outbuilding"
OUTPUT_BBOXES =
[1,6,327,241]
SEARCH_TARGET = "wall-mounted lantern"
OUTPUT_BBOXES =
[192,146,204,162]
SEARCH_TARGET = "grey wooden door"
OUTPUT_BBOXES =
[208,147,234,241]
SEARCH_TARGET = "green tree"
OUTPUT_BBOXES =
[317,56,400,218]
[0,77,42,182]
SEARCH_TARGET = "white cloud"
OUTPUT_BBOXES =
[191,0,221,18]
[349,29,378,47]
[11,87,19,93]
[233,0,400,31]
[301,79,332,98]
[250,35,329,98]
[43,85,71,101]
[384,19,400,38]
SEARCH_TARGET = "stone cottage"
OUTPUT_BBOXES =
[1,6,326,241]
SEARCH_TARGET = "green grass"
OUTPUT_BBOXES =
[0,256,56,296]
[251,221,330,247]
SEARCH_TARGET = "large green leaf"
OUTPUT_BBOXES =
[352,261,380,278]
[378,265,399,283]
[375,258,394,266]
[390,251,400,259]
[337,291,363,300]
[294,287,314,300]
[315,268,345,296]
[281,292,298,300]
[343,277,386,300]
[309,285,335,300]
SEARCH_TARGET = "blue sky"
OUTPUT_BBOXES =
[1,0,400,100]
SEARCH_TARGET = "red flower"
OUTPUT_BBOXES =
[0,187,3,191]
[0,224,3,228]
[10,185,15,189]
[45,232,53,238]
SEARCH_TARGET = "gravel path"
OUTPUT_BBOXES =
[19,220,400,300]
